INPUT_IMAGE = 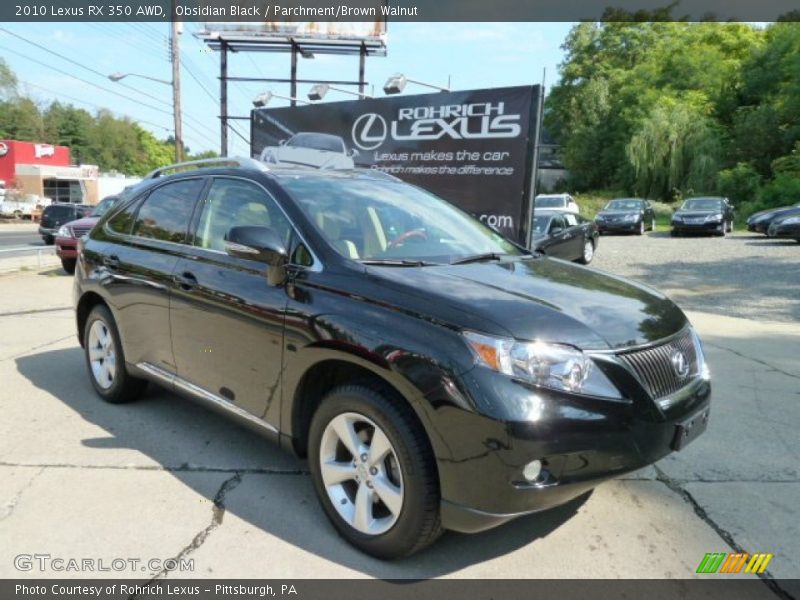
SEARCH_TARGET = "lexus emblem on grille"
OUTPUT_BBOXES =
[671,350,690,378]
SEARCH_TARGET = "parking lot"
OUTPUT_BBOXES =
[0,232,797,589]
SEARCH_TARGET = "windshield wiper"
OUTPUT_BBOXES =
[449,252,507,265]
[360,259,440,267]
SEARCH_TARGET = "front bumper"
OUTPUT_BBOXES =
[428,363,711,533]
[672,220,724,234]
[55,236,78,258]
[747,221,768,233]
[768,223,800,240]
[596,220,641,233]
[38,226,57,237]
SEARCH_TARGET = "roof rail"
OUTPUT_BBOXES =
[144,156,267,180]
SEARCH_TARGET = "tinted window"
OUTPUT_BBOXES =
[194,178,291,252]
[43,205,75,218]
[549,215,567,232]
[537,197,566,208]
[91,196,118,217]
[606,199,643,210]
[132,179,204,243]
[682,198,723,211]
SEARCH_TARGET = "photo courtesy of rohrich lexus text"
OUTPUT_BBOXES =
[0,2,798,599]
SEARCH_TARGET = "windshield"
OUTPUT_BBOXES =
[682,198,723,211]
[532,215,552,235]
[287,133,345,153]
[605,199,643,210]
[281,176,523,263]
[91,196,117,217]
[536,196,566,208]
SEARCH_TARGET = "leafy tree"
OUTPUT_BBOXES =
[0,57,16,100]
[718,162,762,205]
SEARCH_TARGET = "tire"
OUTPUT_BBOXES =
[43,235,54,245]
[651,218,656,231]
[83,305,147,403]
[578,239,595,264]
[308,384,442,559]
[61,258,76,275]
[727,220,734,233]
[637,220,645,235]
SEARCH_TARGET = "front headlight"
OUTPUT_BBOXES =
[622,214,639,222]
[690,327,710,381]
[672,215,682,222]
[780,216,800,225]
[57,225,72,237]
[464,331,625,401]
[705,213,723,222]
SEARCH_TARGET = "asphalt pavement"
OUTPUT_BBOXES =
[0,265,797,589]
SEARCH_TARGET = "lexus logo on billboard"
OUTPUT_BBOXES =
[352,113,388,150]
[352,103,523,151]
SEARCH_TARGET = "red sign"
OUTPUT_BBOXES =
[0,140,71,187]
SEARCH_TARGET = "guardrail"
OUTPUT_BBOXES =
[0,245,57,268]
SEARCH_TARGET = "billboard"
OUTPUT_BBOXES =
[252,85,541,242]
[204,21,386,40]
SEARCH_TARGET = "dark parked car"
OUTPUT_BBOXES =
[55,196,121,274]
[671,197,734,237]
[531,210,599,264]
[39,203,92,245]
[594,198,656,235]
[74,158,711,559]
[746,202,800,234]
[767,213,800,242]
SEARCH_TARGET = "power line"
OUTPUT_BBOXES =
[0,42,218,146]
[0,27,175,110]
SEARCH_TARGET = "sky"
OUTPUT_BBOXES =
[0,22,574,159]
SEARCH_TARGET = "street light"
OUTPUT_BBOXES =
[307,83,372,101]
[108,72,172,86]
[252,92,310,107]
[383,73,450,95]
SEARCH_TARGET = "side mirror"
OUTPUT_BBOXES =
[225,226,288,267]
[278,139,287,146]
[349,148,360,158]
[550,226,564,235]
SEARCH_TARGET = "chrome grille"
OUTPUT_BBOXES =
[617,328,698,399]
[71,226,91,238]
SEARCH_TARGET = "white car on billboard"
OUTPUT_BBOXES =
[535,193,580,214]
[259,132,359,170]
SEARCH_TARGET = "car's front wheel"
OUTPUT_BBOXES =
[637,220,645,235]
[43,235,54,245]
[61,258,76,275]
[84,305,147,403]
[578,239,595,264]
[308,384,442,559]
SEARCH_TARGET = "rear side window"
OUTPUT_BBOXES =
[132,179,204,243]
[44,205,75,218]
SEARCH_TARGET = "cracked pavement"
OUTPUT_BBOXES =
[0,269,797,591]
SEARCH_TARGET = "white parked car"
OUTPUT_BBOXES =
[259,132,358,170]
[535,193,580,214]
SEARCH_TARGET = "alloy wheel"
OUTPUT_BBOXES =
[87,319,117,389]
[319,412,404,536]
[583,240,594,263]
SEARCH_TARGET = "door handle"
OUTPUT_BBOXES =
[103,254,120,268]
[173,271,198,291]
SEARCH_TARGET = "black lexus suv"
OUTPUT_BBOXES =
[73,158,711,559]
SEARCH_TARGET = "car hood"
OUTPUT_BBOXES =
[674,209,721,217]
[597,210,642,217]
[274,146,345,168]
[64,215,100,229]
[363,257,687,351]
[749,205,798,220]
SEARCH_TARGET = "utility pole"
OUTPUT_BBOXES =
[170,20,184,162]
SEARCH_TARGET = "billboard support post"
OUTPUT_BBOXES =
[359,44,366,98]
[220,40,228,157]
[290,43,298,107]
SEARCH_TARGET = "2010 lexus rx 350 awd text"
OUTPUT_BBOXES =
[73,158,711,559]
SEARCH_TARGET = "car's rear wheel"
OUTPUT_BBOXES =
[651,218,656,231]
[578,239,595,264]
[84,305,147,403]
[61,258,76,275]
[308,384,442,559]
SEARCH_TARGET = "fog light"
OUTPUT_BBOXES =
[522,460,542,482]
